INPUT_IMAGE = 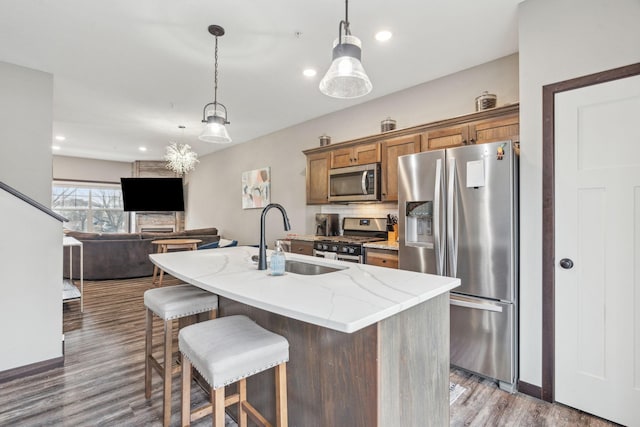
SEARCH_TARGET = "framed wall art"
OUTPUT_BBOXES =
[242,167,270,209]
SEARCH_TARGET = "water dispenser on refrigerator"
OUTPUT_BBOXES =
[405,201,434,248]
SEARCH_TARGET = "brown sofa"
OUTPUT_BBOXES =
[63,228,220,280]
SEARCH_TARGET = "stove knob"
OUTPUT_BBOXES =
[349,247,356,254]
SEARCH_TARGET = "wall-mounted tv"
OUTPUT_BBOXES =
[120,177,185,212]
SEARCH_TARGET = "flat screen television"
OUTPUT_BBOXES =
[120,177,185,212]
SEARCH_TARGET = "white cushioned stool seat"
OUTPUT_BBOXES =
[144,284,218,320]
[179,315,289,389]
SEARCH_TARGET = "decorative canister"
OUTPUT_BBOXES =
[475,91,497,111]
[319,134,331,146]
[381,117,397,132]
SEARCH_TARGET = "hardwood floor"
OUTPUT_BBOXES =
[449,370,620,426]
[0,276,622,426]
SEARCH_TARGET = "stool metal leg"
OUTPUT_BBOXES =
[144,308,153,399]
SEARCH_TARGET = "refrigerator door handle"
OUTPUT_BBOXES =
[447,158,459,277]
[450,295,504,313]
[433,158,445,275]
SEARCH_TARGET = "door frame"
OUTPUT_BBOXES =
[540,62,640,402]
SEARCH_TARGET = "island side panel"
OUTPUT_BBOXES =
[219,298,378,427]
[378,292,450,426]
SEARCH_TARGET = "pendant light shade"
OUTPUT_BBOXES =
[199,25,232,143]
[199,103,231,143]
[319,35,372,99]
[319,0,372,99]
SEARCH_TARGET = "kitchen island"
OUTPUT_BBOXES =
[150,246,459,426]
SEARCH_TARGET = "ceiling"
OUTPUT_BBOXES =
[0,0,522,163]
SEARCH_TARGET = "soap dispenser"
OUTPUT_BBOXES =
[270,240,286,276]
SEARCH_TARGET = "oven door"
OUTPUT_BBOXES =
[336,253,362,263]
[313,249,362,263]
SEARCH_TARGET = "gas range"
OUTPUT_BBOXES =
[313,217,387,262]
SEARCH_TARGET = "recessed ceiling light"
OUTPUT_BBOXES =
[52,145,61,150]
[375,30,392,42]
[139,146,147,152]
[303,68,317,77]
[55,135,66,141]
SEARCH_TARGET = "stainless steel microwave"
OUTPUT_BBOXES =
[328,163,381,202]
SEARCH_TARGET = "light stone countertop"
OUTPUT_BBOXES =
[285,234,320,242]
[150,246,458,333]
[363,240,399,251]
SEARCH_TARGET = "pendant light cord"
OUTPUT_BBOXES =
[338,0,351,44]
[213,34,219,106]
[344,0,349,32]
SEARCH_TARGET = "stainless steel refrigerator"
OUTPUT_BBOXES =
[398,140,518,392]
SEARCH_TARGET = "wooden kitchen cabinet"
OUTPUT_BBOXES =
[306,152,330,205]
[290,239,314,256]
[421,125,469,150]
[330,142,380,168]
[420,113,519,151]
[381,133,420,202]
[365,248,399,269]
[470,113,519,144]
[303,104,519,205]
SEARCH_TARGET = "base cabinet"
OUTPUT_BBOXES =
[290,239,314,256]
[365,248,399,269]
[219,293,449,426]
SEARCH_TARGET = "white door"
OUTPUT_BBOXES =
[555,73,640,426]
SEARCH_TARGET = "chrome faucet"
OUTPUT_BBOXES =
[258,203,291,270]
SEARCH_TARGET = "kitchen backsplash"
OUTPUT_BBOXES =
[320,203,399,232]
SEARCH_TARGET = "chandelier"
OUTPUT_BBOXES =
[164,126,199,175]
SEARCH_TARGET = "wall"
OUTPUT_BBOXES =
[518,0,640,386]
[52,155,132,183]
[0,61,62,373]
[0,191,63,371]
[187,54,519,245]
[0,61,53,205]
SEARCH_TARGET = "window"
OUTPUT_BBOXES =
[52,181,129,233]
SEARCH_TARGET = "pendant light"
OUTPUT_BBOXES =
[319,0,372,99]
[199,25,231,143]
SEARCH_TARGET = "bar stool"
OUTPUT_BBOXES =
[144,284,219,427]
[179,315,289,427]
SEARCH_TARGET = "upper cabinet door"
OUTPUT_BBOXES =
[381,134,420,202]
[306,152,330,204]
[331,142,381,168]
[421,125,469,151]
[330,147,354,168]
[353,142,381,165]
[469,114,519,144]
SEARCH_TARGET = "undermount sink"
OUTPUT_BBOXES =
[285,259,345,275]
